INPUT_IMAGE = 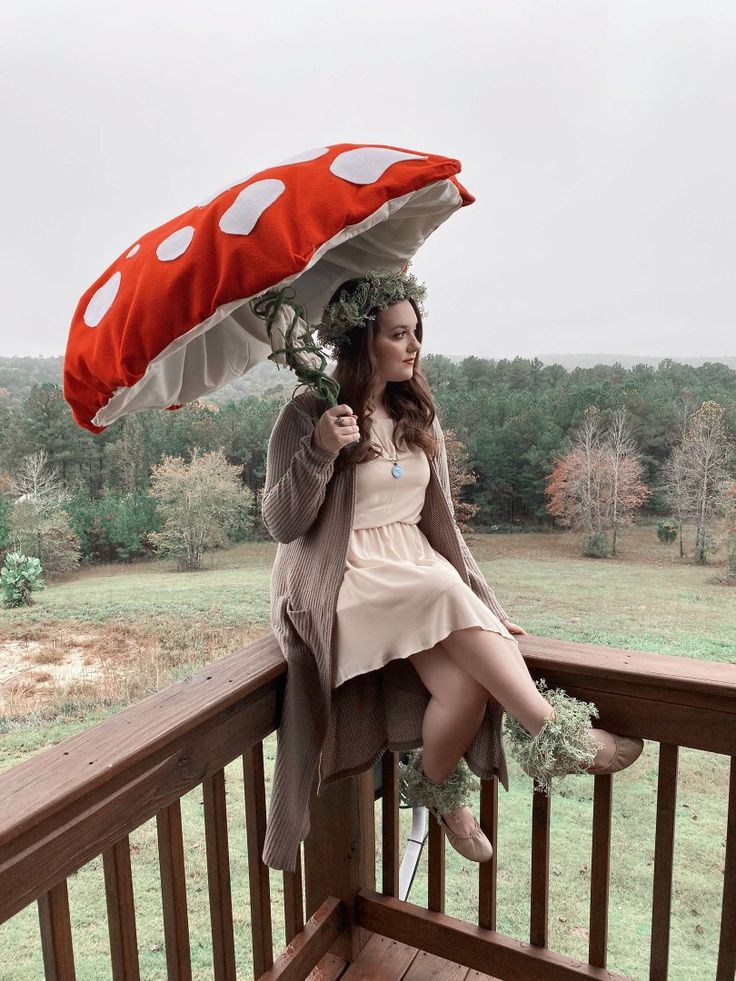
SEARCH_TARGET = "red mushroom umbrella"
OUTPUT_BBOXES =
[63,142,475,433]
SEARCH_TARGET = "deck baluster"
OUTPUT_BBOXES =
[716,755,736,981]
[478,776,499,932]
[203,769,236,981]
[427,809,446,914]
[243,742,274,974]
[102,835,140,980]
[156,800,192,981]
[381,750,400,898]
[588,773,613,969]
[649,742,679,981]
[38,880,76,981]
[283,845,304,944]
[530,784,551,947]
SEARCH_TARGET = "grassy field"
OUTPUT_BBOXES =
[0,520,734,979]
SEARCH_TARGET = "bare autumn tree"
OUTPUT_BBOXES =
[603,454,651,557]
[9,450,72,506]
[8,450,80,577]
[147,448,254,571]
[665,401,735,564]
[674,389,697,439]
[545,405,650,557]
[659,392,699,559]
[660,444,692,559]
[605,407,649,556]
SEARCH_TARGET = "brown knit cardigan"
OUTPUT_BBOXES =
[261,389,513,872]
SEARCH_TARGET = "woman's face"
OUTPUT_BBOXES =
[372,299,421,382]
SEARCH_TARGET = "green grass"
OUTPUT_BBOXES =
[1,529,734,979]
[479,554,735,661]
[5,546,273,625]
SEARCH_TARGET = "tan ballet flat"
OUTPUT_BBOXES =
[585,730,644,775]
[398,751,492,862]
[439,809,493,863]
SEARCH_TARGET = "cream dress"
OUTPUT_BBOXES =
[331,417,516,689]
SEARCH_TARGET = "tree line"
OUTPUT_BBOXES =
[0,354,735,600]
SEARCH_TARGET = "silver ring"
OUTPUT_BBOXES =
[336,417,344,427]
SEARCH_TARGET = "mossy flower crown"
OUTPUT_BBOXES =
[315,269,428,353]
[250,267,428,407]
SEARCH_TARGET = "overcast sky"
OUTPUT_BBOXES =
[2,1,734,361]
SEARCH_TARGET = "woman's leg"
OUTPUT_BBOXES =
[440,627,617,765]
[439,628,553,736]
[409,641,489,782]
[409,642,491,835]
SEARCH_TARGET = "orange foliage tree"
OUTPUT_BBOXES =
[545,406,650,557]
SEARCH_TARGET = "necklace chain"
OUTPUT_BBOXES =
[372,419,403,478]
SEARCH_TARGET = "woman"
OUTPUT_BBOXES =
[261,269,643,871]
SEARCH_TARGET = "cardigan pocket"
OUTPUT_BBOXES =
[285,601,321,659]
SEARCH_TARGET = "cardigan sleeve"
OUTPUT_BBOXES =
[262,399,340,544]
[432,416,510,623]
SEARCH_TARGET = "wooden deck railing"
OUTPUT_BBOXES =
[1,632,735,980]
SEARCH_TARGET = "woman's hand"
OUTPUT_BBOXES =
[502,620,528,636]
[314,404,360,454]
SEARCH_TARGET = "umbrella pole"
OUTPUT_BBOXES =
[250,288,341,408]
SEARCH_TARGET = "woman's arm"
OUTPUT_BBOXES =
[432,417,510,623]
[262,400,339,544]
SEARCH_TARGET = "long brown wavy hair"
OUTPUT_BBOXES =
[316,277,440,474]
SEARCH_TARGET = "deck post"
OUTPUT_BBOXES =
[304,769,375,962]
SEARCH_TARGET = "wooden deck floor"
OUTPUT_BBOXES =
[308,932,501,980]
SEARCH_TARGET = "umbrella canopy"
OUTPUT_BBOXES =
[63,142,475,433]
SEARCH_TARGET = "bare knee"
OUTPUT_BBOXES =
[438,641,488,711]
[410,641,488,712]
[444,625,520,661]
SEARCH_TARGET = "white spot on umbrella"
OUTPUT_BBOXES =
[197,175,254,208]
[330,147,428,185]
[126,244,140,258]
[156,226,195,261]
[219,179,285,236]
[275,147,329,166]
[83,271,121,327]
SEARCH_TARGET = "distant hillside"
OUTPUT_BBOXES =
[543,353,736,370]
[0,356,65,406]
[0,355,302,410]
[448,352,736,370]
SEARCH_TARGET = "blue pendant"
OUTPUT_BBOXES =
[391,464,403,478]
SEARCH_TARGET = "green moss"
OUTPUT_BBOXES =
[398,749,480,822]
[504,677,602,793]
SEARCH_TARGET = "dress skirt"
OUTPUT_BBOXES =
[331,418,516,689]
